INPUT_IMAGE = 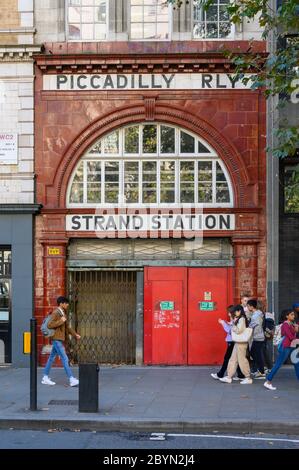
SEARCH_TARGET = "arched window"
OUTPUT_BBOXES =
[67,123,234,207]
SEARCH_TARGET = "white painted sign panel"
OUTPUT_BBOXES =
[0,133,18,164]
[43,74,252,91]
[66,213,235,233]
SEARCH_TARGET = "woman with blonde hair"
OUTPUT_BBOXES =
[219,305,252,385]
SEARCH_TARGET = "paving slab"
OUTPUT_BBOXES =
[0,365,298,434]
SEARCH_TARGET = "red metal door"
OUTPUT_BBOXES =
[187,267,233,365]
[144,267,187,365]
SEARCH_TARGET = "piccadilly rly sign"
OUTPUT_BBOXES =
[43,73,252,91]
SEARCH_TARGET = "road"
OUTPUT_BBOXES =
[0,429,298,449]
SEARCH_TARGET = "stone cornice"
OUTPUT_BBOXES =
[34,40,267,74]
[35,52,267,74]
[0,45,41,62]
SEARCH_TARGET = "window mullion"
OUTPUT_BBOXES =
[217,1,220,38]
[139,124,143,155]
[157,160,161,205]
[83,160,87,203]
[195,160,198,205]
[157,123,160,157]
[139,161,142,205]
[212,160,216,204]
[176,159,180,205]
[102,160,105,204]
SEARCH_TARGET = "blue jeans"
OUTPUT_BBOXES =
[267,347,299,382]
[44,340,73,379]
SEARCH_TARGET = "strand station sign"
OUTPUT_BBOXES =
[43,73,252,91]
[66,213,235,234]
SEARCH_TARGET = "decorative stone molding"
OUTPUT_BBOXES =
[45,103,250,209]
[0,45,41,62]
[144,96,156,121]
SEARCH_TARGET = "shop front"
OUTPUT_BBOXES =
[35,44,266,365]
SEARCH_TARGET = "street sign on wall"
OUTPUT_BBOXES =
[160,301,175,310]
[199,301,215,311]
[0,133,18,164]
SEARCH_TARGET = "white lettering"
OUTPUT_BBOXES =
[66,213,235,234]
[44,74,252,91]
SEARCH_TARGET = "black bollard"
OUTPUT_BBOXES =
[79,363,99,412]
[30,318,37,411]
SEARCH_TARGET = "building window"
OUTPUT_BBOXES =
[284,164,299,213]
[0,248,11,279]
[130,0,170,40]
[193,0,232,39]
[67,123,233,207]
[67,0,108,41]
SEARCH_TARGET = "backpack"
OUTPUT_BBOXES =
[40,312,55,338]
[273,323,282,346]
[263,314,275,339]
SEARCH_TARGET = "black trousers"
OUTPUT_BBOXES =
[217,342,245,378]
[250,340,265,374]
[263,340,273,370]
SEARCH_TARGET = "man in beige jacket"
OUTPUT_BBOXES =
[41,296,81,386]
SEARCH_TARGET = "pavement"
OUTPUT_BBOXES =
[0,365,299,434]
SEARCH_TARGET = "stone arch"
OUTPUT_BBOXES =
[50,103,250,208]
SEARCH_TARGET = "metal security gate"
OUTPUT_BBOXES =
[68,270,136,364]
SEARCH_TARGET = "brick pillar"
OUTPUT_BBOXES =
[39,239,68,366]
[233,238,259,304]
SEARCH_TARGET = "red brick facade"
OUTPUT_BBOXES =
[34,41,267,364]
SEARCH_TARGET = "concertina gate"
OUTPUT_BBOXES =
[67,271,136,364]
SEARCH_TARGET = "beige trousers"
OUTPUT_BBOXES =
[227,343,250,378]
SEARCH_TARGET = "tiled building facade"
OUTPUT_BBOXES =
[1,0,273,366]
[33,1,267,366]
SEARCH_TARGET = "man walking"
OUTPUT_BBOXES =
[41,296,80,387]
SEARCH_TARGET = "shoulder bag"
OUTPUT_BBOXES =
[232,327,253,343]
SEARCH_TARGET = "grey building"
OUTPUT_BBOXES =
[0,0,41,365]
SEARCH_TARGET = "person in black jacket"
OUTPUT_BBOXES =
[263,312,275,371]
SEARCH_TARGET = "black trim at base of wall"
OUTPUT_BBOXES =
[0,204,42,214]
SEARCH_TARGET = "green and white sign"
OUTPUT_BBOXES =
[199,301,215,311]
[160,301,174,310]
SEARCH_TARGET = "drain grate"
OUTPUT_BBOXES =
[48,400,78,405]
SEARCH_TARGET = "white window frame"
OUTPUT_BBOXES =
[191,0,235,41]
[66,0,109,42]
[67,123,234,208]
[128,0,172,41]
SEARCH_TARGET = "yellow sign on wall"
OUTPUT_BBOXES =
[23,332,31,354]
[48,247,61,256]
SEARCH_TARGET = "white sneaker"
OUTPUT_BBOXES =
[69,377,79,387]
[253,371,266,379]
[264,381,276,391]
[41,375,55,386]
[233,377,242,381]
[211,373,219,380]
[240,378,253,384]
[219,376,232,383]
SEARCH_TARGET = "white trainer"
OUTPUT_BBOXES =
[219,376,232,383]
[240,378,253,384]
[69,377,79,387]
[41,375,55,386]
[211,373,219,380]
[264,381,276,391]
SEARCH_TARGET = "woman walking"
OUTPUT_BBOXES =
[219,305,252,385]
[211,305,244,380]
[264,310,299,391]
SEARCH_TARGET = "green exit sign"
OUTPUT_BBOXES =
[160,301,174,310]
[199,301,215,311]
